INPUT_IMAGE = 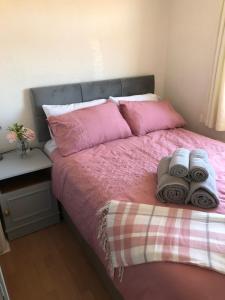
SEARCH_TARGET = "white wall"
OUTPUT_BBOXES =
[165,0,225,141]
[1,0,224,151]
[0,0,169,150]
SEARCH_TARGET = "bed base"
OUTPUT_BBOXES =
[61,206,123,300]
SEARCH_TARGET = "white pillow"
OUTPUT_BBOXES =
[44,139,57,157]
[42,98,107,118]
[42,98,107,140]
[109,93,159,104]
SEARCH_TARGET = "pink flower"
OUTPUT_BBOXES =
[6,131,17,143]
[23,128,35,141]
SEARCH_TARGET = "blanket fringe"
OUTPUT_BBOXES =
[118,266,124,282]
[97,202,115,278]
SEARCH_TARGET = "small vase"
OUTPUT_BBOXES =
[16,140,30,158]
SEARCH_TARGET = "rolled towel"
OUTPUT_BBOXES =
[189,149,209,182]
[157,157,189,204]
[169,148,190,178]
[186,165,219,209]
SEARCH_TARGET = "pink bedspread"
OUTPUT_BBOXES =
[51,128,225,300]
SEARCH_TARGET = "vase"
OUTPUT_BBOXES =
[16,140,30,158]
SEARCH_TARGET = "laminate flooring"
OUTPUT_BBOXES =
[0,223,111,300]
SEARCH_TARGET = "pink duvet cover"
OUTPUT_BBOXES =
[51,128,225,300]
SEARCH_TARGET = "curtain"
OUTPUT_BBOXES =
[0,221,9,255]
[206,0,225,131]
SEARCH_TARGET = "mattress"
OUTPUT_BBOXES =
[51,128,225,300]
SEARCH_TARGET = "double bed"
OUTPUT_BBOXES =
[30,76,225,300]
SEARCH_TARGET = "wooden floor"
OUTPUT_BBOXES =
[0,223,111,300]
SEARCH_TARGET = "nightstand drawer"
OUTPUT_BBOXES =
[0,181,60,240]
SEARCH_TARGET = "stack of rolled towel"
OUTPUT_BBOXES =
[156,148,219,209]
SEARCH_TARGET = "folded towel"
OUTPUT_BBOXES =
[189,149,209,182]
[157,157,189,204]
[169,148,190,178]
[186,165,219,209]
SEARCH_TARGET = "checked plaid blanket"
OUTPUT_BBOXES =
[98,200,225,279]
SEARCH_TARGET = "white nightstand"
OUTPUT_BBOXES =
[0,148,60,240]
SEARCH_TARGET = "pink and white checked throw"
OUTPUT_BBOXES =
[98,200,225,279]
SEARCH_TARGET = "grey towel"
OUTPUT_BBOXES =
[169,148,190,178]
[189,149,209,182]
[157,157,189,205]
[186,165,219,209]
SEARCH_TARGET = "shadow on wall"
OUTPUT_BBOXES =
[22,89,41,149]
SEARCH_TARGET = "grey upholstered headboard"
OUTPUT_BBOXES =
[30,75,155,142]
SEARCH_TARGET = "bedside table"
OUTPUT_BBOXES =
[0,148,60,240]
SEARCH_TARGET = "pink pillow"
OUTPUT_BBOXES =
[48,101,132,156]
[120,100,186,136]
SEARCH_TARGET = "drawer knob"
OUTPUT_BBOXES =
[4,209,10,217]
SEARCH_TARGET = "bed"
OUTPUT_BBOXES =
[30,76,225,300]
